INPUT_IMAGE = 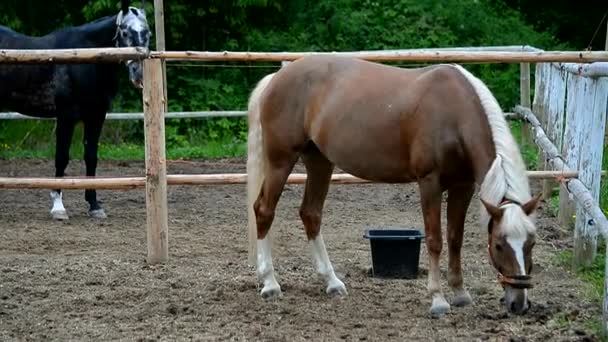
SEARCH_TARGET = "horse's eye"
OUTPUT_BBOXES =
[495,244,503,252]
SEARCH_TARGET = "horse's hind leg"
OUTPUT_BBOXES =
[83,117,106,218]
[418,175,450,318]
[300,148,346,296]
[254,154,298,300]
[447,183,475,307]
[50,117,76,220]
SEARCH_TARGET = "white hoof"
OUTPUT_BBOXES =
[326,279,348,296]
[261,283,282,300]
[89,209,107,219]
[430,296,451,318]
[51,210,69,221]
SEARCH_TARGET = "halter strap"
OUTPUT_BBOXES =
[486,244,534,289]
[497,273,533,289]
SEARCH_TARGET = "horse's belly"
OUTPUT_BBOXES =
[322,144,414,183]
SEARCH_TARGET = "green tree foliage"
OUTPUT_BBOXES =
[0,0,560,152]
[501,0,608,50]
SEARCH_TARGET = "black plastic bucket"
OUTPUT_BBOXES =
[363,228,424,279]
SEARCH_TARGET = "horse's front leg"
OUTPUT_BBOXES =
[300,150,346,296]
[447,183,475,307]
[418,175,449,318]
[83,117,106,218]
[50,117,76,220]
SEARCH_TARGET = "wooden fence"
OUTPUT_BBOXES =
[2,46,608,333]
[512,60,608,335]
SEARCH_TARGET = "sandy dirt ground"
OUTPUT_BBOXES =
[0,158,600,341]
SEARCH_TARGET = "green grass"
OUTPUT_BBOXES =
[509,120,539,170]
[0,140,246,161]
[550,143,608,339]
[507,119,608,338]
[555,240,606,338]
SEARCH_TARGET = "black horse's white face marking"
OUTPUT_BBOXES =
[115,6,150,88]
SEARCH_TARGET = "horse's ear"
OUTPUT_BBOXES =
[481,198,503,222]
[121,0,130,14]
[522,193,543,216]
[141,0,145,10]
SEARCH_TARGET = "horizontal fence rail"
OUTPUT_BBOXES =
[0,111,246,120]
[0,47,148,63]
[150,50,608,63]
[556,62,608,77]
[0,170,599,190]
[0,111,556,121]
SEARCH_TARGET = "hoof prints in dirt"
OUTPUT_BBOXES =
[0,158,602,341]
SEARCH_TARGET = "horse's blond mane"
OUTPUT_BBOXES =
[451,65,535,237]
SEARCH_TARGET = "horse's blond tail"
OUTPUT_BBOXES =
[247,72,276,265]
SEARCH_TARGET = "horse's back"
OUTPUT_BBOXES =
[260,55,493,183]
[0,26,60,116]
[0,20,118,117]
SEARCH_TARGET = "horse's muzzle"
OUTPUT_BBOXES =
[127,61,144,89]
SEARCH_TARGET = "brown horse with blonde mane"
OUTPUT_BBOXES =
[246,55,542,317]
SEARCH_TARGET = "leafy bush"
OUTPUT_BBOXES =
[0,0,559,156]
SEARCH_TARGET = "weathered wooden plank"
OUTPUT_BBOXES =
[576,76,608,265]
[532,64,550,197]
[543,64,574,206]
[571,75,607,267]
[559,73,585,229]
[547,64,568,152]
[521,63,532,144]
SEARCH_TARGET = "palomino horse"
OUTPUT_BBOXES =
[0,0,150,220]
[246,55,542,317]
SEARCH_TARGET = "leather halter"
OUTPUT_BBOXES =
[486,244,534,289]
[488,197,534,289]
[498,273,533,289]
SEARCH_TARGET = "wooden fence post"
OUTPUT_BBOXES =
[154,0,168,112]
[143,58,169,264]
[520,63,532,145]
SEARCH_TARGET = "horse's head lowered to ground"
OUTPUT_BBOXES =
[114,0,150,88]
[481,193,542,315]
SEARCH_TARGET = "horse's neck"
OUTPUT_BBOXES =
[470,144,497,188]
[56,15,118,48]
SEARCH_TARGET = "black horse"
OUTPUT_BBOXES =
[0,0,151,220]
